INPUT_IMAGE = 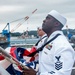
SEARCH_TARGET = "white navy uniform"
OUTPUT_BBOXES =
[36,34,47,49]
[34,34,47,71]
[39,31,74,75]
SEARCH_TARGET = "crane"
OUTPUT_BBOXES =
[2,9,37,46]
[11,9,37,32]
[2,23,10,47]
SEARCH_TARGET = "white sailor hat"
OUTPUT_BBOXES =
[48,10,67,26]
[37,26,42,29]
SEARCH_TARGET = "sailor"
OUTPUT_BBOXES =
[34,26,47,49]
[38,10,74,75]
[29,26,48,71]
[23,10,75,75]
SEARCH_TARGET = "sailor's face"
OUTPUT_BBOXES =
[37,29,42,36]
[42,15,54,33]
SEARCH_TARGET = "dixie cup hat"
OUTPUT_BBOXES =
[48,10,67,26]
[37,26,42,29]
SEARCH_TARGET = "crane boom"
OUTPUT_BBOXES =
[11,9,37,32]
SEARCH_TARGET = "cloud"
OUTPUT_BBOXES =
[0,0,75,32]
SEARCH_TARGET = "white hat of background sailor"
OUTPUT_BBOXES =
[37,26,42,29]
[48,10,67,26]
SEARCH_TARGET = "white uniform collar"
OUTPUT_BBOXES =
[48,30,63,41]
[41,34,47,39]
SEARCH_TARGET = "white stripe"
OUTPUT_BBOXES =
[0,59,11,69]
[0,65,10,75]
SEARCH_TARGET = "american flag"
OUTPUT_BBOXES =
[0,46,38,75]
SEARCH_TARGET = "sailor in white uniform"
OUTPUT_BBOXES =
[33,27,48,71]
[36,27,47,49]
[38,10,75,75]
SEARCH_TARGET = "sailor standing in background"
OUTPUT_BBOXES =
[38,10,74,75]
[30,26,48,71]
[30,26,48,57]
[35,26,48,48]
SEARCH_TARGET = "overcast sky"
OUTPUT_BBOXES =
[0,0,75,33]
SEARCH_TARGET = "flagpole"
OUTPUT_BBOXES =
[0,47,29,70]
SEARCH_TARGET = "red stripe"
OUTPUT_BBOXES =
[0,55,5,60]
[10,47,17,58]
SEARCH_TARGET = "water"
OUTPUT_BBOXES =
[10,38,39,48]
[10,38,39,44]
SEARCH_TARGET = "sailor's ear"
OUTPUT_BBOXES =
[54,21,60,26]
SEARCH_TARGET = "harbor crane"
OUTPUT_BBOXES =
[2,9,37,46]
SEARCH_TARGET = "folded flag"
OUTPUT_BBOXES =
[0,46,38,75]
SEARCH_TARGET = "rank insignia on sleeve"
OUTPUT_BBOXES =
[45,44,52,50]
[55,56,63,70]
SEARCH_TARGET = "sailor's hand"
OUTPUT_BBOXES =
[22,68,36,75]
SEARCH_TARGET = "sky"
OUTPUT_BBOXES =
[0,0,75,33]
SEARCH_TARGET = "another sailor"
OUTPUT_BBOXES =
[29,26,48,71]
[30,26,48,53]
